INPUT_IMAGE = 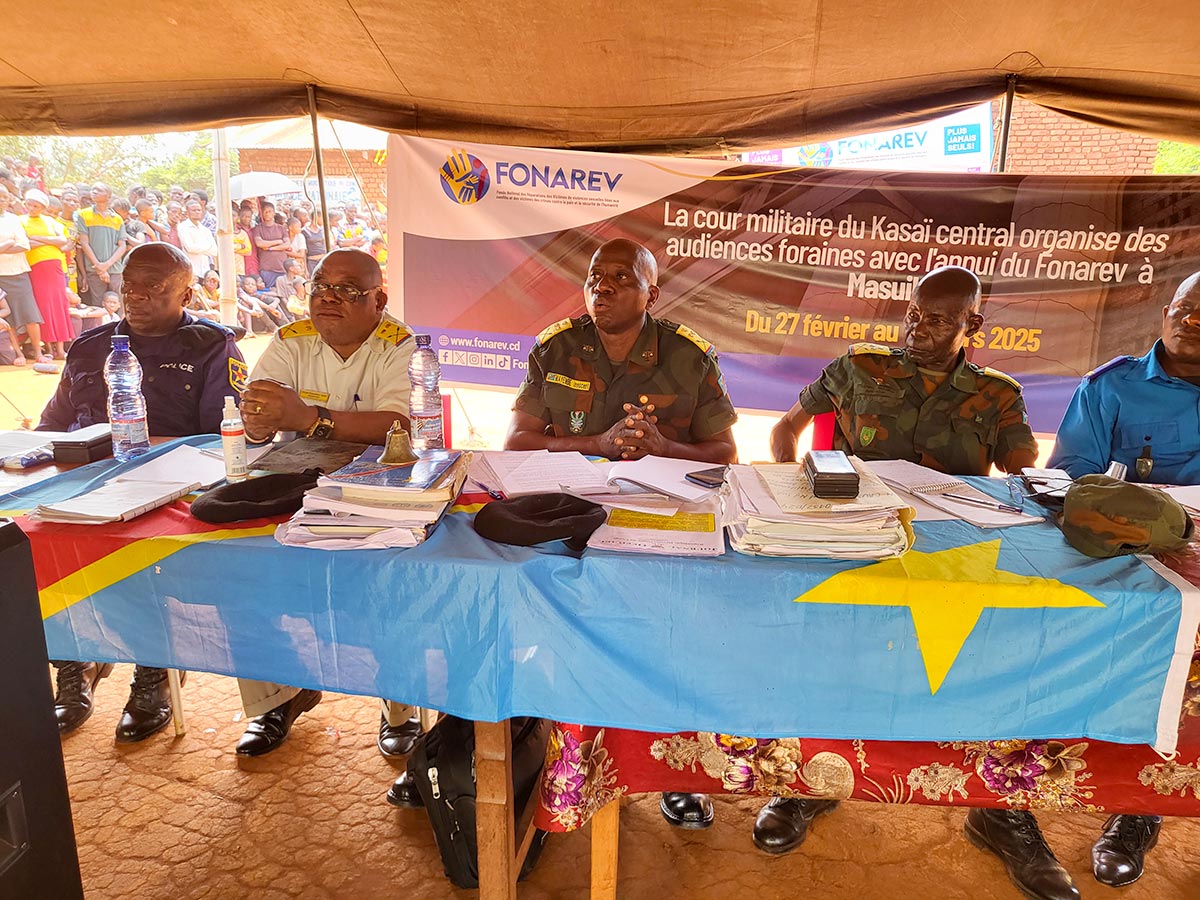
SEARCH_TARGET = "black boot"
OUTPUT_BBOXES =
[659,792,714,829]
[114,666,180,743]
[54,661,113,733]
[1092,814,1161,887]
[378,714,422,758]
[752,798,839,854]
[964,808,1079,900]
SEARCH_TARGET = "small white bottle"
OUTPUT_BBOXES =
[221,396,249,483]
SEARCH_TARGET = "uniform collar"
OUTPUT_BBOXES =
[1139,340,1193,384]
[626,314,661,368]
[898,348,978,393]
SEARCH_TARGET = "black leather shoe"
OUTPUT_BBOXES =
[235,689,322,756]
[378,714,422,758]
[1092,814,1161,887]
[752,797,840,854]
[54,661,113,734]
[115,667,184,743]
[660,792,714,829]
[386,771,424,808]
[964,808,1080,900]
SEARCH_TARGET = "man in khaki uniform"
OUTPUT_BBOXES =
[236,249,420,758]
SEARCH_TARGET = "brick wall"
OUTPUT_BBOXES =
[235,148,387,211]
[1000,99,1159,174]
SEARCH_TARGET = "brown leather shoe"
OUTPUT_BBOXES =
[659,792,714,829]
[377,714,422,758]
[1092,814,1161,887]
[964,808,1080,900]
[54,661,114,734]
[235,689,322,756]
[752,798,839,854]
[115,666,184,743]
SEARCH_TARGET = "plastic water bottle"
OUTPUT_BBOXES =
[407,334,444,450]
[221,396,248,482]
[104,334,151,461]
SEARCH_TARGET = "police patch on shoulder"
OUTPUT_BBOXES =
[535,318,574,346]
[229,358,248,393]
[1085,356,1136,380]
[674,323,714,356]
[374,320,413,346]
[279,319,318,340]
[849,342,892,356]
[979,366,1022,390]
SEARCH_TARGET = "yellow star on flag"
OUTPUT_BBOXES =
[794,540,1105,695]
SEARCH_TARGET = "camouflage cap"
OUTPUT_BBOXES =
[1061,474,1194,558]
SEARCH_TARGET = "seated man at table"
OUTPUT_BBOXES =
[235,248,421,758]
[38,242,245,743]
[505,237,738,829]
[768,267,1061,896]
[1046,269,1200,889]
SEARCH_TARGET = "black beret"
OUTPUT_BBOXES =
[190,470,320,523]
[473,493,607,550]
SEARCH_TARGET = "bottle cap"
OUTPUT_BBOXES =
[415,333,431,347]
[224,396,239,417]
[110,334,130,349]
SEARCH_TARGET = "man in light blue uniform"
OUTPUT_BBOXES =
[1047,271,1200,888]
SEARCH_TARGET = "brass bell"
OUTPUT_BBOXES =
[379,420,419,464]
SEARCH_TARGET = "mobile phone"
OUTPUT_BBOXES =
[684,465,728,489]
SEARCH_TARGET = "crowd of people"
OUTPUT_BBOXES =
[0,154,388,369]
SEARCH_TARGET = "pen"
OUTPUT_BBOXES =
[471,479,504,500]
[941,493,1024,514]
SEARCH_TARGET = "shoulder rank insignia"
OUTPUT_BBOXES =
[535,318,574,347]
[374,319,413,346]
[849,342,892,356]
[1085,356,1136,380]
[979,366,1023,390]
[278,319,318,340]
[229,358,248,393]
[674,323,714,356]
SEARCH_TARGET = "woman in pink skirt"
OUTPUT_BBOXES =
[20,189,73,359]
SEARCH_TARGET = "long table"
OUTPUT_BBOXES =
[7,438,1200,898]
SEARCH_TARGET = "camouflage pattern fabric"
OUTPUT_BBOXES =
[513,313,737,441]
[1061,474,1194,558]
[798,344,1037,476]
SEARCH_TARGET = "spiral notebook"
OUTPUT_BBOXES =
[868,459,1042,527]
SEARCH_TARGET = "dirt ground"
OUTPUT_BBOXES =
[53,667,1200,900]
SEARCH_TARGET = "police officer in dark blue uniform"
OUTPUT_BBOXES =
[39,242,247,744]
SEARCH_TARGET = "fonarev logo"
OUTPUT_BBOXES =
[439,148,490,205]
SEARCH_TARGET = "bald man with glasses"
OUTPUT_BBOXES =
[235,248,423,759]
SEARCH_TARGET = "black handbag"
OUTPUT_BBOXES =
[404,715,551,889]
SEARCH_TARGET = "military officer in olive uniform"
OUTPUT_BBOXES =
[507,238,737,831]
[768,268,1079,900]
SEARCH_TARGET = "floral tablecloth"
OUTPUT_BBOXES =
[535,541,1200,832]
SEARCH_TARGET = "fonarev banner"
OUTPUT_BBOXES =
[388,135,1200,431]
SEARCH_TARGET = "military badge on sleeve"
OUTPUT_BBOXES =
[229,359,249,393]
[569,411,586,434]
[859,425,876,446]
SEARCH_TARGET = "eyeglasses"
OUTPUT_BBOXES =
[305,280,379,304]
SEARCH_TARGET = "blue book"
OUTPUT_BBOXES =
[317,446,465,501]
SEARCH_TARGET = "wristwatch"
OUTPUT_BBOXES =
[305,406,335,440]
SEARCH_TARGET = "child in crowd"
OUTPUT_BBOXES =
[99,291,122,325]
[0,289,25,366]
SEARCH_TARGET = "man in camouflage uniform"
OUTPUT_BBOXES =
[1045,271,1200,889]
[507,237,737,830]
[767,267,1078,900]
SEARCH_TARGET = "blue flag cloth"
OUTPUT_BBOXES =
[13,446,1199,751]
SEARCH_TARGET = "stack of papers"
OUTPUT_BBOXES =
[586,495,726,556]
[277,445,469,550]
[869,459,1043,527]
[726,459,914,558]
[473,450,613,497]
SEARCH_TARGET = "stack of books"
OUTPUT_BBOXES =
[276,446,469,549]
[726,458,913,559]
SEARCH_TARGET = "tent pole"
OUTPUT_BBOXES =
[211,127,238,327]
[997,74,1017,173]
[307,84,333,252]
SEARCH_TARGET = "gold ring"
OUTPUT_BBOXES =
[255,405,263,414]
